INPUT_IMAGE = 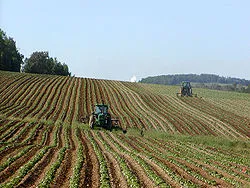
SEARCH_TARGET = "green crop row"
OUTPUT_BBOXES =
[95,131,140,187]
[85,130,110,188]
[115,133,200,187]
[0,145,33,172]
[69,127,84,188]
[1,146,50,187]
[38,147,67,188]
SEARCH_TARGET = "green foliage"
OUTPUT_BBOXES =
[23,51,70,76]
[244,84,250,93]
[0,28,24,72]
[70,128,84,188]
[140,74,250,88]
[38,147,67,188]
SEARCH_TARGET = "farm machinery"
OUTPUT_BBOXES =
[88,103,126,132]
[176,81,197,97]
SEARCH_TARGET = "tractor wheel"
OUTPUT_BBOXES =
[107,117,112,131]
[89,115,94,129]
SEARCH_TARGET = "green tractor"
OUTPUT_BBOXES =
[89,104,120,130]
[177,81,197,97]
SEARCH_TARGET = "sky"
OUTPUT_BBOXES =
[1,0,250,81]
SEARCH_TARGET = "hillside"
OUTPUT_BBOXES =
[140,74,250,92]
[140,74,250,85]
[0,71,250,187]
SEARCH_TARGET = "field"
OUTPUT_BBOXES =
[0,70,249,187]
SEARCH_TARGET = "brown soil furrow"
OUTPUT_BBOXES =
[152,95,194,134]
[101,80,142,129]
[88,79,95,110]
[5,123,26,142]
[148,94,215,135]
[140,94,177,133]
[65,77,79,124]
[78,78,88,122]
[0,120,19,136]
[101,132,155,187]
[14,123,36,143]
[192,159,250,187]
[4,77,44,117]
[0,145,34,169]
[98,79,132,127]
[0,144,26,163]
[0,122,24,142]
[92,79,102,104]
[44,125,54,146]
[119,135,212,187]
[140,154,181,188]
[12,77,52,118]
[212,161,250,180]
[52,127,76,187]
[27,123,44,145]
[182,98,250,136]
[70,78,81,123]
[16,148,58,188]
[33,76,67,120]
[0,74,26,95]
[96,79,131,127]
[57,124,63,148]
[128,136,233,187]
[170,156,231,187]
[80,130,100,188]
[0,76,33,106]
[91,131,128,188]
[29,76,65,120]
[60,77,75,123]
[1,122,25,142]
[17,124,63,187]
[49,78,72,122]
[109,81,157,130]
[121,88,165,131]
[85,78,92,115]
[118,81,169,131]
[0,146,41,184]
[170,97,235,138]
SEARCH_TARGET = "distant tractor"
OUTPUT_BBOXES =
[89,103,122,131]
[177,81,197,97]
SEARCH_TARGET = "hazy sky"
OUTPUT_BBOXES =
[1,0,250,81]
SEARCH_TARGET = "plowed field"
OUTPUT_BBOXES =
[0,71,249,187]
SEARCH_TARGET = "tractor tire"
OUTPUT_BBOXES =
[89,115,94,129]
[107,116,112,131]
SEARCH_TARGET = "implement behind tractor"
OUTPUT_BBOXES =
[176,81,197,97]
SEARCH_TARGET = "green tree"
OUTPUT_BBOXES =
[23,51,71,76]
[245,85,250,93]
[0,28,24,72]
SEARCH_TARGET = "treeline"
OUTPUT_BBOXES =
[140,74,250,93]
[0,28,70,76]
[0,29,23,72]
[140,74,250,85]
[23,51,70,76]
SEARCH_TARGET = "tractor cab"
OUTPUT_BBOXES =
[176,81,196,97]
[89,104,112,130]
[94,104,108,114]
[182,81,191,88]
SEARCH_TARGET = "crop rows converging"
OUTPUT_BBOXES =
[0,71,250,187]
[0,116,249,187]
[0,71,250,139]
